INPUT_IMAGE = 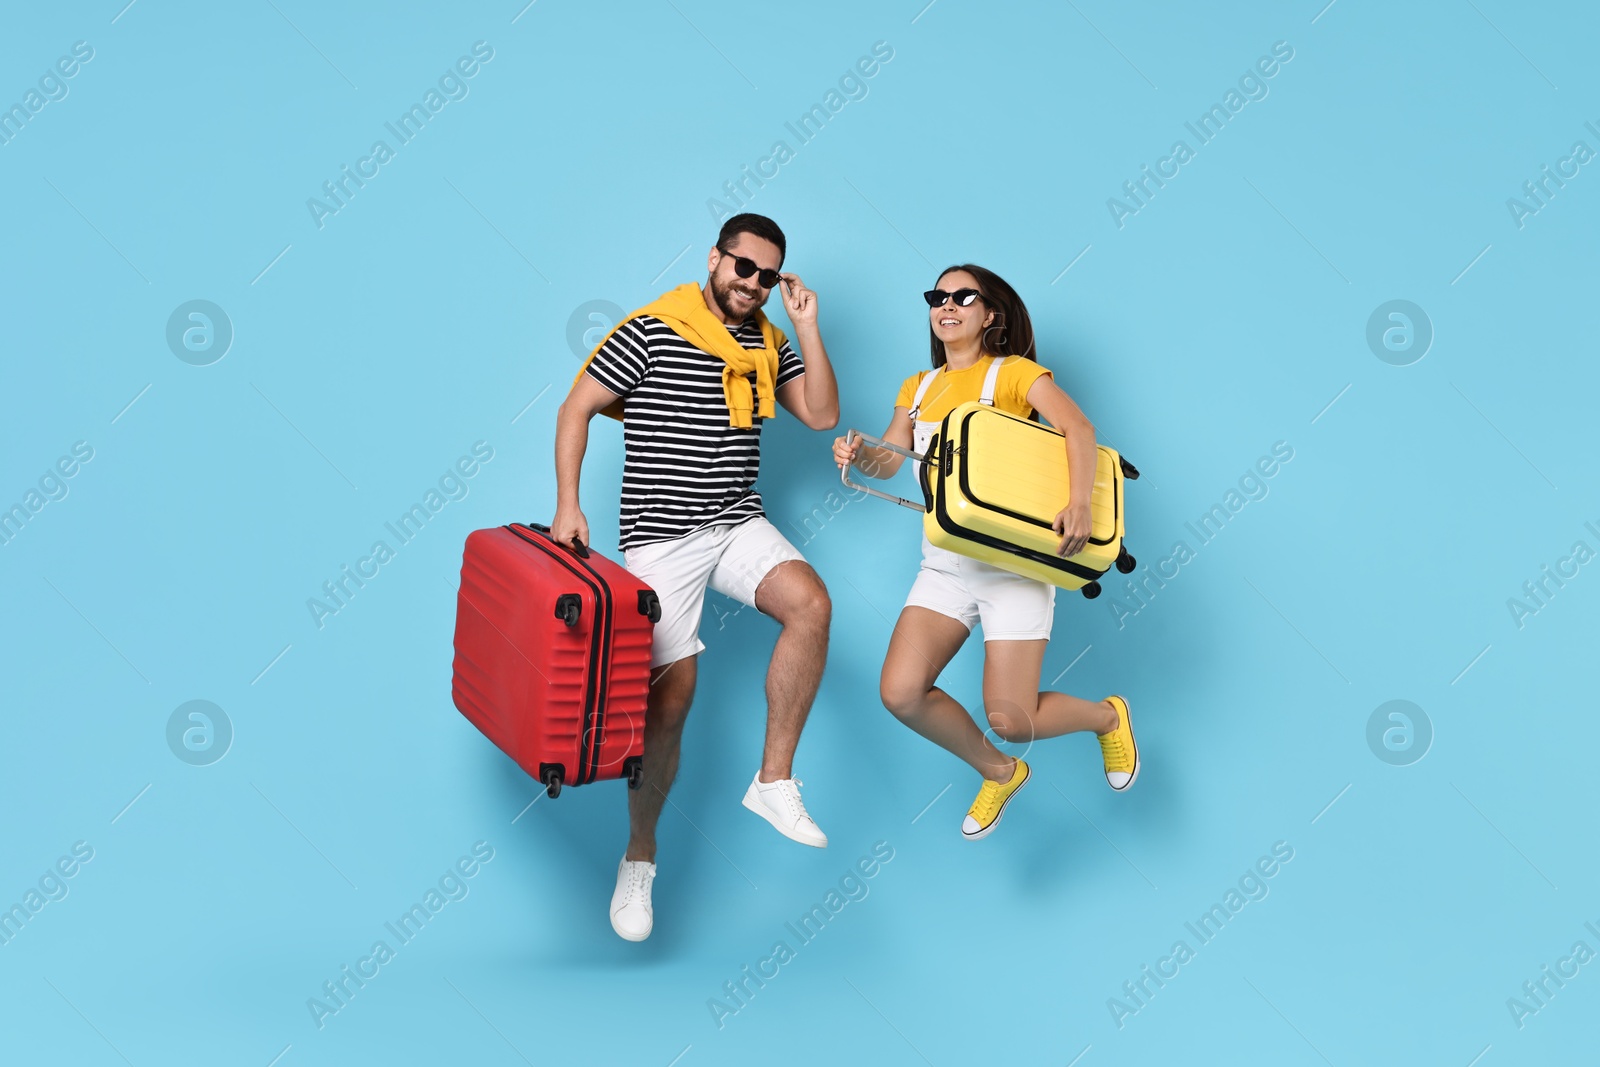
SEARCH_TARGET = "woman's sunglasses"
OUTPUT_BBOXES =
[923,288,986,308]
[717,247,782,289]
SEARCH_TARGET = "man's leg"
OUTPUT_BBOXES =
[625,655,699,863]
[750,559,831,781]
[706,518,831,846]
[615,522,720,899]
[610,518,725,941]
[612,653,699,941]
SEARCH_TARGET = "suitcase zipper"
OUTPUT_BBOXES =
[930,499,1108,581]
[525,524,613,784]
[953,409,1122,548]
[928,452,1107,582]
[507,524,612,786]
[570,551,613,784]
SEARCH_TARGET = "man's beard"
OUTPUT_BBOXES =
[709,273,765,320]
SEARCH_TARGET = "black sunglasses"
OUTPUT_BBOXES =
[924,288,986,308]
[717,246,782,289]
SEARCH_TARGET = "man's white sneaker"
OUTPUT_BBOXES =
[610,858,656,942]
[741,773,827,848]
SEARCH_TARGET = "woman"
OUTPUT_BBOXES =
[833,264,1138,840]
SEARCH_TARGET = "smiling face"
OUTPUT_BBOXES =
[708,233,783,321]
[929,269,994,350]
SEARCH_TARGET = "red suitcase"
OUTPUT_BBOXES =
[451,522,659,798]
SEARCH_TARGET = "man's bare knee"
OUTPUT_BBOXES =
[804,582,832,627]
[783,583,830,632]
[756,561,829,624]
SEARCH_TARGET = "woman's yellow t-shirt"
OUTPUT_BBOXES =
[893,355,1053,422]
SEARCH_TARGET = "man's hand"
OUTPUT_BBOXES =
[550,503,590,554]
[1053,502,1092,558]
[779,273,818,330]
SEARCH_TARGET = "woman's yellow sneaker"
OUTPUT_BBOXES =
[1098,695,1140,791]
[961,759,1031,841]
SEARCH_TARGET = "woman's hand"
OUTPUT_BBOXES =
[1053,502,1092,558]
[833,434,860,469]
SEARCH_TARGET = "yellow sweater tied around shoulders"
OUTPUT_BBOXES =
[573,282,787,428]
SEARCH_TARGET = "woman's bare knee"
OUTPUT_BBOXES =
[880,675,928,721]
[985,700,1036,744]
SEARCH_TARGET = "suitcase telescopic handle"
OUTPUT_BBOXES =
[525,521,591,558]
[839,429,930,512]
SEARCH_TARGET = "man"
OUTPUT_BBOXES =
[553,213,839,942]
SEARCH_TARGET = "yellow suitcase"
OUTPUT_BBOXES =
[845,401,1138,597]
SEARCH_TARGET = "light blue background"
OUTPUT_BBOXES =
[3,1,1597,1064]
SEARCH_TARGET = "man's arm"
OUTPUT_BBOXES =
[551,374,623,551]
[773,273,839,430]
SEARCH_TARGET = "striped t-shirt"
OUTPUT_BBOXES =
[584,314,805,550]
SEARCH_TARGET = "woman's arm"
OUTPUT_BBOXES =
[1026,376,1098,557]
[832,407,915,479]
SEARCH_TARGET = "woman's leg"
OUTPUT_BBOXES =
[879,607,1015,782]
[980,639,1118,743]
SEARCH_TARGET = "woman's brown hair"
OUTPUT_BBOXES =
[927,264,1036,368]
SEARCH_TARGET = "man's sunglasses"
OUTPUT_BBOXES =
[717,247,782,289]
[924,288,986,308]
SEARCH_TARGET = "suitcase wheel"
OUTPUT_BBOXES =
[555,593,582,627]
[1115,547,1137,574]
[540,764,564,798]
[624,756,644,790]
[637,590,661,624]
[1081,580,1102,599]
[1119,456,1140,480]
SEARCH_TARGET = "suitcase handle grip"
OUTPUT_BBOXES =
[525,521,591,558]
[918,434,937,510]
[839,429,927,512]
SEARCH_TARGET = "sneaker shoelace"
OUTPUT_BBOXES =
[969,778,1003,822]
[776,778,807,821]
[1098,723,1131,771]
[621,865,651,905]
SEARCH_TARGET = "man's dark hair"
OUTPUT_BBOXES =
[717,213,786,265]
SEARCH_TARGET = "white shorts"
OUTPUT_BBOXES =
[905,537,1056,641]
[623,516,807,668]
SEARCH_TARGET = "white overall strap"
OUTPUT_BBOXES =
[978,356,1007,406]
[906,367,941,420]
